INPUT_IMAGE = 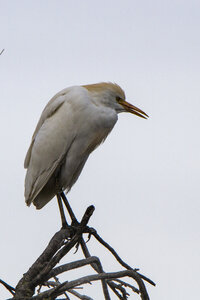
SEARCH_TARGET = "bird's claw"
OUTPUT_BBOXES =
[74,242,80,254]
[84,226,96,243]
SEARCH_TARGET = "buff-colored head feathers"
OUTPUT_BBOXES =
[83,82,125,100]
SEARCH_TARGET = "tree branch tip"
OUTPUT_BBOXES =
[89,204,95,209]
[0,278,15,295]
[85,205,95,215]
[138,272,156,286]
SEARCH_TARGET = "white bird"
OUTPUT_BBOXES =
[24,82,148,211]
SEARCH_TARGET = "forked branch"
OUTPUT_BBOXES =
[2,205,154,299]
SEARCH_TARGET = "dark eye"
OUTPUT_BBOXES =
[116,96,121,102]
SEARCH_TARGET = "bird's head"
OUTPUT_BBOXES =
[83,82,148,119]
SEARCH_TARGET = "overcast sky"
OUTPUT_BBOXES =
[0,0,200,299]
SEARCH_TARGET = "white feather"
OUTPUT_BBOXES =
[24,82,147,209]
[24,85,118,208]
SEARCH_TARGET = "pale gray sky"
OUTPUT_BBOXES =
[0,0,200,299]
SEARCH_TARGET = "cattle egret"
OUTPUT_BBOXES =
[24,82,148,212]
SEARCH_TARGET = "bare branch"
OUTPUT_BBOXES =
[113,278,140,294]
[14,227,71,298]
[32,270,150,300]
[80,238,111,299]
[13,206,96,299]
[92,230,155,287]
[0,279,15,296]
[47,256,102,279]
[108,281,129,299]
[68,289,93,299]
[5,205,153,300]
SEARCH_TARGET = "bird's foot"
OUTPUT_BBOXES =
[84,226,96,242]
[71,226,95,253]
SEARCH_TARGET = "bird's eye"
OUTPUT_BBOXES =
[116,96,121,102]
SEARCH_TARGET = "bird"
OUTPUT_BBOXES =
[24,82,148,214]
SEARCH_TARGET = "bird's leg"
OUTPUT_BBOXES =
[60,191,78,225]
[57,193,69,228]
[55,177,69,228]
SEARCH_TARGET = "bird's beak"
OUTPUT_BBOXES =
[119,99,149,119]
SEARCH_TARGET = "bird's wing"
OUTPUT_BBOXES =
[24,88,70,168]
[24,88,78,204]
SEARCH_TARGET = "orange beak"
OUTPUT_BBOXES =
[119,99,149,119]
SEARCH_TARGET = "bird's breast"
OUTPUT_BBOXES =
[80,106,117,150]
[59,106,117,190]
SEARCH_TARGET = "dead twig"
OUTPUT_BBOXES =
[68,289,93,299]
[80,238,111,299]
[0,278,15,296]
[91,229,155,287]
[14,206,95,299]
[32,270,149,300]
[113,278,140,293]
[3,205,154,299]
